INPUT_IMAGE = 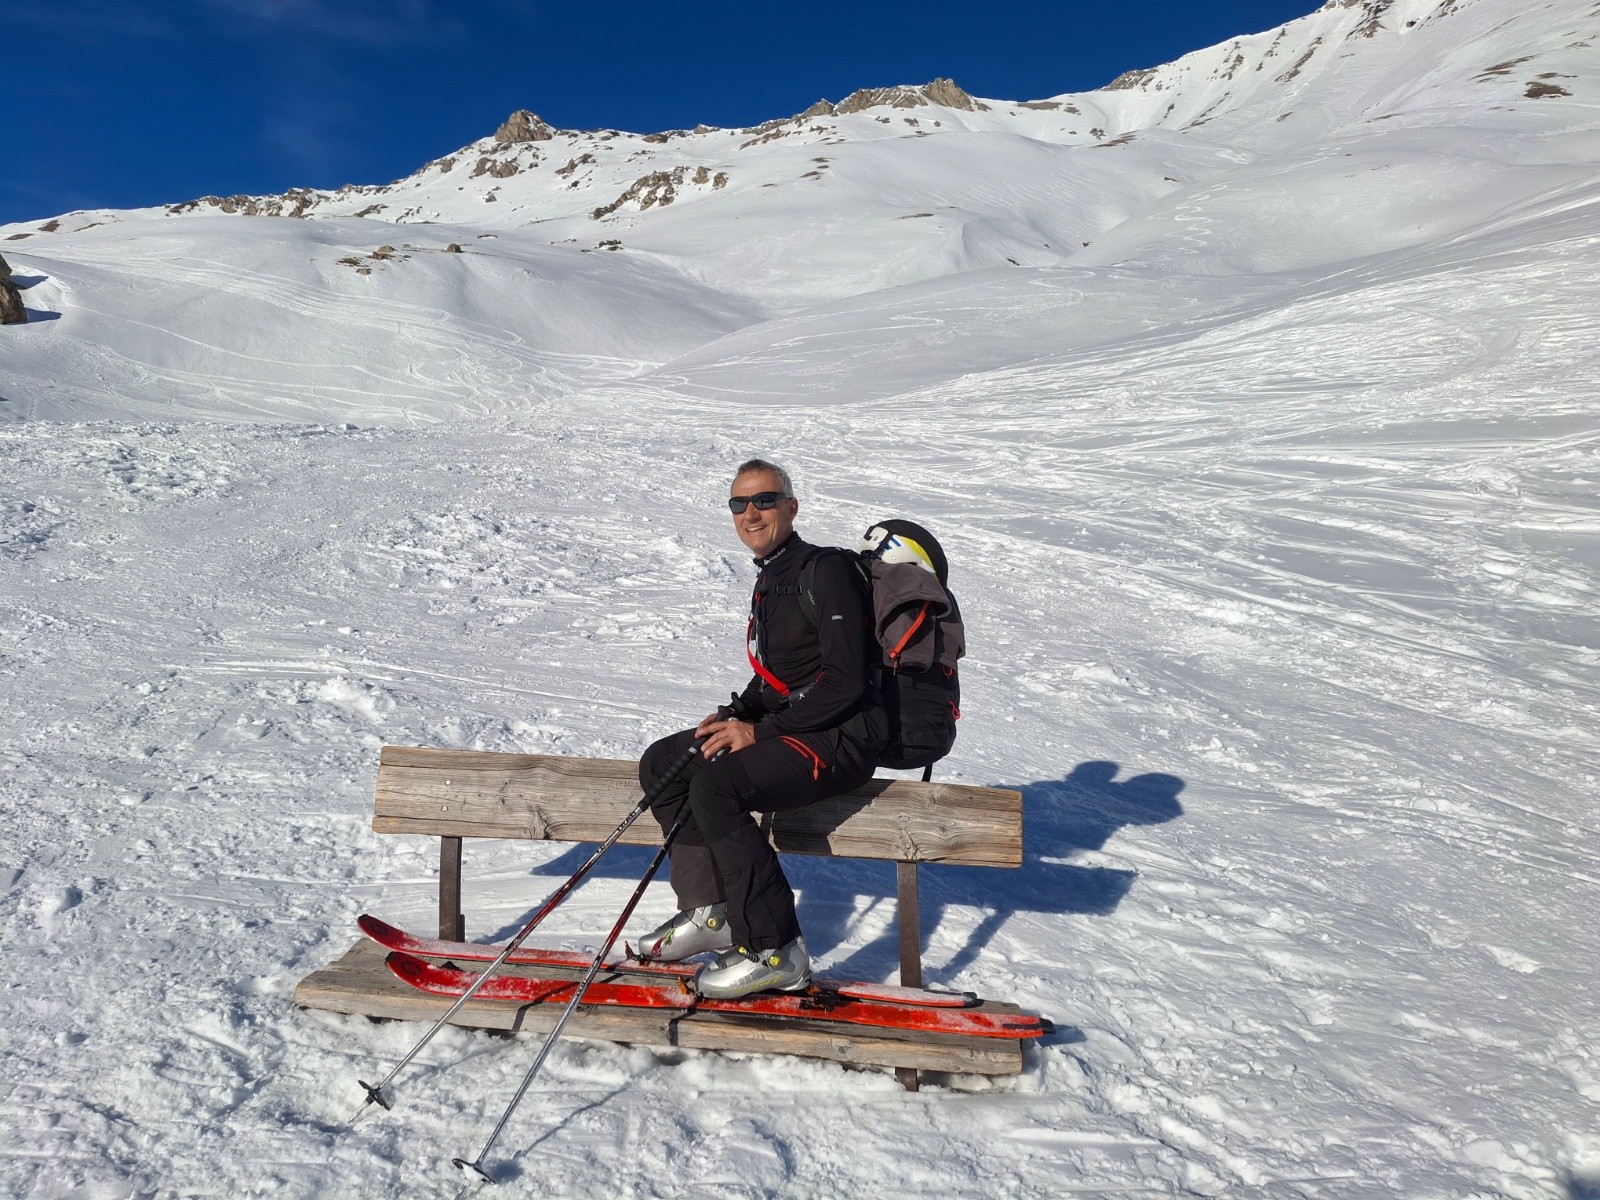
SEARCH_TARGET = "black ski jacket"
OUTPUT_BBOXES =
[735,533,878,742]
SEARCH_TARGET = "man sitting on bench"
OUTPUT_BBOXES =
[633,458,886,999]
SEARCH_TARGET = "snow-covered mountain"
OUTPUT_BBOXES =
[2,0,1595,421]
[3,2,1599,1198]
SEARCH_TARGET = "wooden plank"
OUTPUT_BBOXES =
[439,837,464,941]
[295,940,1024,1076]
[896,861,924,1092]
[372,746,1022,868]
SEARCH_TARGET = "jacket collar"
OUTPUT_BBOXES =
[754,532,803,569]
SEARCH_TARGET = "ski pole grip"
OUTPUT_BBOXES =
[642,705,739,810]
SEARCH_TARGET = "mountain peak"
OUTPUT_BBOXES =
[816,78,989,116]
[494,110,556,144]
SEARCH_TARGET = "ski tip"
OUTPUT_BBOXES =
[357,912,398,940]
[384,950,429,986]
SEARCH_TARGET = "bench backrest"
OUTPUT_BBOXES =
[373,746,1021,867]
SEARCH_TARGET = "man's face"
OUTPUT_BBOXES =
[730,468,798,558]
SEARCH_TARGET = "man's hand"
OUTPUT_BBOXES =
[697,718,756,759]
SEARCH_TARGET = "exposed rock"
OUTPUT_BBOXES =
[168,188,322,218]
[1525,80,1571,97]
[836,78,987,114]
[1478,56,1534,77]
[1105,67,1159,91]
[556,153,595,177]
[495,109,554,144]
[471,156,520,179]
[1353,0,1396,36]
[922,77,986,109]
[799,99,837,118]
[1,279,26,325]
[591,165,727,218]
[38,219,61,233]
[1276,39,1324,82]
[593,169,684,218]
[444,243,462,253]
[0,253,11,281]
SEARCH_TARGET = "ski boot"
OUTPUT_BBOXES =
[633,903,733,963]
[693,936,811,999]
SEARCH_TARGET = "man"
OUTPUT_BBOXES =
[633,459,886,999]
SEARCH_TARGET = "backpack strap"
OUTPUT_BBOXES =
[795,546,866,630]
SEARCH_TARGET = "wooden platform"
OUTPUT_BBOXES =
[296,939,1025,1077]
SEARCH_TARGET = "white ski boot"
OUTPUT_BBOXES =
[693,936,811,999]
[633,903,733,962]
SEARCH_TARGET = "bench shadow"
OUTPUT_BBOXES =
[503,759,1184,990]
[800,760,1185,983]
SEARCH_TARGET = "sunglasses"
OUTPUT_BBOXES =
[728,491,790,514]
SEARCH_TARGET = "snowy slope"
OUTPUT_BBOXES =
[3,0,1597,424]
[4,0,1600,1197]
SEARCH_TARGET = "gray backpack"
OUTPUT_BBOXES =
[801,519,964,776]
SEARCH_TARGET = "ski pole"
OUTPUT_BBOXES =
[353,722,720,1118]
[453,802,693,1187]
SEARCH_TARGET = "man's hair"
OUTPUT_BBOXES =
[734,458,794,498]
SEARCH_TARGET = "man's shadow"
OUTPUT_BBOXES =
[790,760,1185,981]
[503,760,1183,988]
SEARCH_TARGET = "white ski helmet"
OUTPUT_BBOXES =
[857,519,949,585]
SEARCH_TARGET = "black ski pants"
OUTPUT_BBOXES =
[638,727,876,951]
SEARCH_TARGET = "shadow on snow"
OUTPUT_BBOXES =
[498,759,1185,988]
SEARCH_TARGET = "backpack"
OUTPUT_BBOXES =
[801,519,964,777]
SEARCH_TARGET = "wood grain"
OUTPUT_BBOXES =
[295,939,1024,1076]
[372,746,1022,867]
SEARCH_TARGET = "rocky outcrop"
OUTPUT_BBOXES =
[168,188,325,218]
[591,166,728,219]
[471,156,521,178]
[833,78,988,113]
[1105,67,1159,91]
[494,110,555,143]
[1,254,25,324]
[758,78,988,128]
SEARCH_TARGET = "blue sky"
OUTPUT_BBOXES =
[2,0,1319,224]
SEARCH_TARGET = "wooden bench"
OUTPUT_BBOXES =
[295,745,1024,1089]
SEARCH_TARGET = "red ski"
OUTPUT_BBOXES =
[382,950,1051,1040]
[358,913,980,1008]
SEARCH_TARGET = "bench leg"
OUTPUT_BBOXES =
[897,859,922,1092]
[440,836,465,941]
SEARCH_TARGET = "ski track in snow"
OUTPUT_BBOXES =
[5,2,1600,1195]
[5,236,1599,1195]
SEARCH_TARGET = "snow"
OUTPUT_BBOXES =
[4,0,1600,1196]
